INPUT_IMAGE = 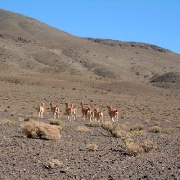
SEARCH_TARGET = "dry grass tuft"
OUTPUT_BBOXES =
[89,120,101,127]
[22,121,61,140]
[112,129,131,140]
[150,126,161,133]
[141,139,157,152]
[144,119,150,124]
[154,121,160,126]
[130,124,144,131]
[164,127,174,134]
[113,123,128,131]
[86,143,98,151]
[76,125,90,132]
[0,119,18,126]
[47,159,63,169]
[101,121,113,131]
[124,139,144,156]
[132,130,146,136]
[24,116,32,122]
[176,125,180,129]
[49,118,63,126]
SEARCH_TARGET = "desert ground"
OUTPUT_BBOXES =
[0,9,180,180]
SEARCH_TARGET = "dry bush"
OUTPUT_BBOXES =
[132,130,146,136]
[113,123,128,131]
[112,129,131,140]
[86,143,98,151]
[47,159,63,169]
[89,120,101,127]
[150,126,161,133]
[24,116,32,122]
[141,139,157,152]
[76,125,90,132]
[61,125,71,131]
[124,139,144,156]
[22,121,61,140]
[176,125,180,129]
[49,118,63,126]
[130,124,144,131]
[154,121,160,126]
[144,119,150,124]
[112,124,122,132]
[0,119,18,126]
[101,121,113,131]
[164,127,174,134]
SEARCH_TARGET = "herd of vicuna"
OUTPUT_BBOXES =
[38,102,118,123]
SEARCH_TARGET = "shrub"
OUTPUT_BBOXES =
[132,130,146,136]
[47,159,63,169]
[150,126,161,133]
[22,121,61,140]
[144,119,150,124]
[154,121,160,126]
[89,120,101,127]
[176,125,180,129]
[101,121,113,131]
[0,119,17,126]
[124,139,144,156]
[130,124,144,131]
[24,116,31,121]
[113,123,128,131]
[61,125,70,131]
[112,129,131,140]
[164,127,174,134]
[141,139,157,152]
[76,125,90,132]
[86,143,98,151]
[49,118,63,126]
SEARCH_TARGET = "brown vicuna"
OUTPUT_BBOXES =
[107,106,118,122]
[38,103,45,118]
[93,108,104,123]
[80,102,91,121]
[50,103,60,119]
[65,102,77,121]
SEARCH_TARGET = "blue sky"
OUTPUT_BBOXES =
[1,1,180,54]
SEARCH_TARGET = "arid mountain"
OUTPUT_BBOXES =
[0,8,180,86]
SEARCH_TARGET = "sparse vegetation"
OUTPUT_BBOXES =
[0,119,18,126]
[132,130,146,136]
[141,139,157,152]
[86,143,98,151]
[76,125,90,132]
[24,116,32,121]
[123,139,144,156]
[47,159,63,169]
[49,118,63,126]
[176,125,180,129]
[22,121,61,140]
[154,121,160,126]
[150,126,161,133]
[101,121,113,131]
[112,129,131,140]
[89,120,101,127]
[144,119,150,124]
[164,127,174,134]
[130,124,144,131]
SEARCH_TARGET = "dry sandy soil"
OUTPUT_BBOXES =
[0,9,180,180]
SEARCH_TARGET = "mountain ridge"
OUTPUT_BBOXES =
[0,8,180,88]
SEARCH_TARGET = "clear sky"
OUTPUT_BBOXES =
[1,1,180,54]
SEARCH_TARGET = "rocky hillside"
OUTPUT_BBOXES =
[0,8,180,88]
